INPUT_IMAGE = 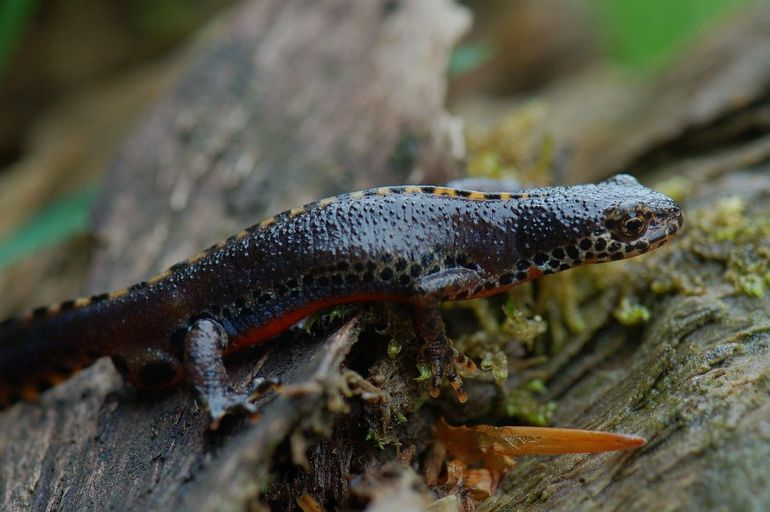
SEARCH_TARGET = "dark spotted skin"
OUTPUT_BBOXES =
[0,174,682,424]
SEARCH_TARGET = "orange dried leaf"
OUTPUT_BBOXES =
[435,417,646,464]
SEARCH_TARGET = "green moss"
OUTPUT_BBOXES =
[614,297,651,325]
[415,363,432,383]
[465,102,555,186]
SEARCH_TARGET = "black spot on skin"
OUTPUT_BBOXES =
[559,263,571,271]
[473,285,483,295]
[367,261,377,272]
[551,248,566,259]
[484,281,497,290]
[331,274,344,286]
[548,259,561,269]
[456,190,472,198]
[410,264,422,277]
[258,293,272,303]
[380,268,394,281]
[33,307,49,318]
[395,258,408,271]
[499,273,515,285]
[302,275,315,287]
[444,255,455,266]
[275,284,288,294]
[596,252,608,259]
[584,251,595,260]
[579,239,592,251]
[635,241,650,251]
[515,271,528,282]
[0,317,18,328]
[139,360,177,388]
[287,278,299,288]
[234,297,246,308]
[381,253,393,263]
[170,328,187,352]
[53,365,72,376]
[354,262,365,272]
[363,271,375,283]
[112,356,129,375]
[60,300,77,311]
[346,273,360,285]
[611,252,625,261]
[565,245,580,259]
[317,276,330,287]
[455,290,469,299]
[516,259,530,271]
[533,253,549,265]
[129,282,148,293]
[336,261,349,271]
[594,238,607,251]
[91,293,109,304]
[399,274,411,286]
[609,241,622,253]
[485,193,501,200]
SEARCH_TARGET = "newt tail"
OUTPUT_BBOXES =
[0,175,682,423]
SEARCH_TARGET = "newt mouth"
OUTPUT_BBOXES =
[647,208,683,246]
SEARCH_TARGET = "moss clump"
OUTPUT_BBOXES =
[647,194,770,298]
[465,102,555,186]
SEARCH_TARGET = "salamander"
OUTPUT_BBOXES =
[0,174,682,423]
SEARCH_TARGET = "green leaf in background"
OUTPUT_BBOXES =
[0,0,39,81]
[588,0,752,69]
[449,41,493,77]
[0,186,96,270]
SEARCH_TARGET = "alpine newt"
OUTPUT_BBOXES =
[0,175,683,423]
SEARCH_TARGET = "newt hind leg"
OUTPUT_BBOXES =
[411,300,476,403]
[411,268,485,402]
[183,318,273,429]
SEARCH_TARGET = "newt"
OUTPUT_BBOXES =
[0,175,682,424]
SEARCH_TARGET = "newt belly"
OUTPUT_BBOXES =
[0,175,683,422]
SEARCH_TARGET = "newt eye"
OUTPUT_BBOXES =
[605,207,650,241]
[622,215,647,239]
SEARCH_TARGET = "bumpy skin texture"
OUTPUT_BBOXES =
[0,175,682,421]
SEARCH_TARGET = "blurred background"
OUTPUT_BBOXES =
[0,0,754,306]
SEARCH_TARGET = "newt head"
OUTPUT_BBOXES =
[514,173,683,272]
[590,173,683,260]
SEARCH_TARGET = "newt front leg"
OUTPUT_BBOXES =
[183,318,264,428]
